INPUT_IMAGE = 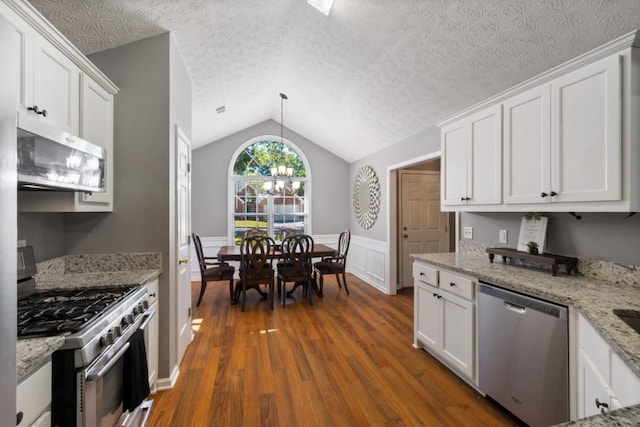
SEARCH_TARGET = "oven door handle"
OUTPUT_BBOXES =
[86,342,130,381]
[138,309,156,331]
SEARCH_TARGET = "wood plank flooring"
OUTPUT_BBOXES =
[148,274,521,427]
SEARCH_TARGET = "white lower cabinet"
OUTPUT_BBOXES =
[577,313,640,418]
[146,279,159,394]
[413,262,476,383]
[16,360,51,427]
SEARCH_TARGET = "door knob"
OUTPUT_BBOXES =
[403,234,408,238]
[178,258,188,264]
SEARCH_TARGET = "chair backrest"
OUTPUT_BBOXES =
[244,228,269,238]
[192,233,206,274]
[281,234,314,276]
[240,235,276,281]
[280,228,298,238]
[336,230,351,264]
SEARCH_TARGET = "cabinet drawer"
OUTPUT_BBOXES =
[146,278,159,305]
[439,270,474,300]
[413,263,438,286]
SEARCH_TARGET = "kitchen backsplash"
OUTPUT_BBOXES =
[458,241,640,288]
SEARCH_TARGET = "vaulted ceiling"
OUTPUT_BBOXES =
[28,0,640,162]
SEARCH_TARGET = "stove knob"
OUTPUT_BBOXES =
[142,300,150,310]
[100,331,115,346]
[113,325,123,337]
[125,313,135,324]
[133,305,140,316]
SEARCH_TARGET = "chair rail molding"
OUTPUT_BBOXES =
[347,234,389,294]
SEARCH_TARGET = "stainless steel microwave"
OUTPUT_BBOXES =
[17,112,106,193]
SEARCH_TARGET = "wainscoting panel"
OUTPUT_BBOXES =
[347,235,390,294]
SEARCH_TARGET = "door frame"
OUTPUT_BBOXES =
[387,151,459,295]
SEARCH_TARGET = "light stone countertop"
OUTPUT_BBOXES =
[17,252,162,383]
[411,252,640,426]
[17,336,64,382]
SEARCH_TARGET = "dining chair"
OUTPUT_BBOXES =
[277,234,314,307]
[244,228,269,238]
[313,230,351,295]
[239,235,276,311]
[192,233,236,306]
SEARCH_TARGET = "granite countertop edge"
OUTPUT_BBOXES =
[17,267,162,383]
[411,252,640,426]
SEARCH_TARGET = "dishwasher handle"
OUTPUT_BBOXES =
[479,282,567,320]
[504,301,526,314]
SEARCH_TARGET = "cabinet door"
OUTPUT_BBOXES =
[578,349,612,418]
[467,105,502,205]
[0,3,34,110]
[77,74,114,210]
[550,54,621,203]
[610,352,640,408]
[441,290,474,379]
[441,121,466,206]
[147,300,159,393]
[415,282,441,350]
[32,33,79,134]
[503,85,551,204]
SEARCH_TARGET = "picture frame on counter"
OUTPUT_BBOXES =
[517,215,548,254]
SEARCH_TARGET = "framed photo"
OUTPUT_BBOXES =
[517,215,548,254]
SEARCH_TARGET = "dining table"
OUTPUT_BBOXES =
[217,243,336,302]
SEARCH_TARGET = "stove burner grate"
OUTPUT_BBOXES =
[17,285,137,338]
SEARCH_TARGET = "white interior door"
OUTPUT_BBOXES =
[400,171,450,289]
[176,126,192,364]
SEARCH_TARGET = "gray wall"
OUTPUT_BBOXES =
[192,120,350,237]
[461,212,640,265]
[18,213,64,261]
[63,32,189,379]
[349,126,441,241]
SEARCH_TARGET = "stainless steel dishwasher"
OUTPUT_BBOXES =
[478,282,569,427]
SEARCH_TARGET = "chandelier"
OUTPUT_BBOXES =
[263,93,300,193]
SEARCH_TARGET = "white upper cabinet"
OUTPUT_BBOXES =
[77,74,114,210]
[505,55,621,206]
[503,85,551,204]
[2,0,119,212]
[550,54,621,203]
[441,104,502,208]
[31,32,80,134]
[439,31,639,212]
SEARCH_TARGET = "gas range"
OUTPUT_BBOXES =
[18,284,150,366]
[18,285,138,338]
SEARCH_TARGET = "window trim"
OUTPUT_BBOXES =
[227,135,312,244]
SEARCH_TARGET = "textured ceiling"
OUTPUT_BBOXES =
[28,0,640,162]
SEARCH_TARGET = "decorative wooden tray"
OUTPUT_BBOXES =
[486,247,578,276]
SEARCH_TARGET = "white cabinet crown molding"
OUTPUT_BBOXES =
[1,0,118,94]
[436,30,639,128]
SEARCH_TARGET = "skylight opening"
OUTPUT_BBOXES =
[307,0,334,16]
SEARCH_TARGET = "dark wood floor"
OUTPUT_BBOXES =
[148,274,520,426]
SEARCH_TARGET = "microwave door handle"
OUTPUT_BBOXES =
[86,342,131,381]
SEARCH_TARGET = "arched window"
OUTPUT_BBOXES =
[229,137,310,244]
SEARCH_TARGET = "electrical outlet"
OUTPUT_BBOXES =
[463,226,473,239]
[499,229,508,244]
